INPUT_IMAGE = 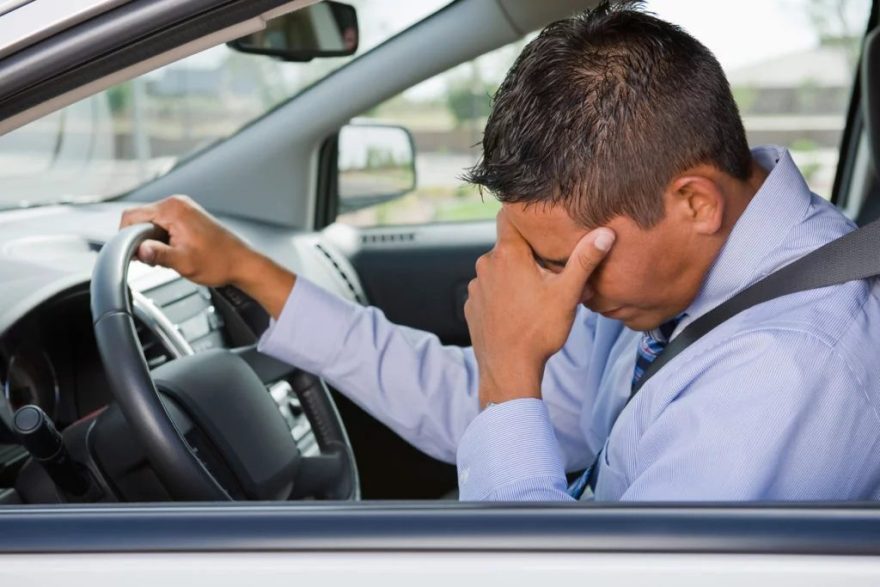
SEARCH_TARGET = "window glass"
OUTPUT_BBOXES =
[649,0,870,199]
[0,0,449,208]
[338,0,871,227]
[337,40,531,226]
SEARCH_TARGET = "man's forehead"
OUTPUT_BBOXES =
[503,201,588,231]
[503,202,585,266]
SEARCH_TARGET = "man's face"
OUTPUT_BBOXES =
[503,201,704,331]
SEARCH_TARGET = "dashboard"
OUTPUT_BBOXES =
[0,201,365,495]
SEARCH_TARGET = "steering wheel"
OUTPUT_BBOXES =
[90,223,358,501]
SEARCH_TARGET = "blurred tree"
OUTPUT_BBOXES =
[445,84,493,126]
[445,59,495,127]
[802,0,866,67]
[107,84,132,115]
[805,0,862,42]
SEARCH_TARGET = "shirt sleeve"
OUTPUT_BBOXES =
[456,398,573,501]
[258,277,480,463]
[258,277,599,471]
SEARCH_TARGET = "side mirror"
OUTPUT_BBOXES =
[228,1,358,62]
[337,123,417,213]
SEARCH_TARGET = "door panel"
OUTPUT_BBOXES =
[337,220,495,347]
[322,220,494,499]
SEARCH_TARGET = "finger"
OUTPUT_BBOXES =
[466,276,479,296]
[137,239,182,269]
[119,205,159,229]
[120,194,192,230]
[464,278,481,325]
[559,228,615,294]
[474,253,490,277]
[494,209,530,253]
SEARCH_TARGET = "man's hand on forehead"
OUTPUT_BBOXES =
[463,210,615,408]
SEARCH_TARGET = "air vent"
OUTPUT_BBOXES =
[139,276,227,353]
[360,231,416,245]
[314,243,365,304]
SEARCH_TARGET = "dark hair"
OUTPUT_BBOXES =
[464,1,751,228]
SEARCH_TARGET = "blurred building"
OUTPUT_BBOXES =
[728,43,854,149]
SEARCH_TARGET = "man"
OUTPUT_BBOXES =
[121,2,880,500]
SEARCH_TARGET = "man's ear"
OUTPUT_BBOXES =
[667,174,725,235]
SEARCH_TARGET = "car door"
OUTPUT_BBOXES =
[3,502,880,585]
[4,0,880,581]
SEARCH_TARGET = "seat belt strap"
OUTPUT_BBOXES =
[632,217,880,394]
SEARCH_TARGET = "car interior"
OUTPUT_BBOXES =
[0,0,878,507]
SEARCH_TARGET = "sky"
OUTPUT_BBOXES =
[405,0,871,100]
[648,0,866,69]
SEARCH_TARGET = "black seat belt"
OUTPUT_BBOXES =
[632,217,880,394]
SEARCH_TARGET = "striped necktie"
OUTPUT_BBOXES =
[567,317,682,499]
[630,318,681,392]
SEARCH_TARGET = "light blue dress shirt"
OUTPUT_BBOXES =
[259,146,880,501]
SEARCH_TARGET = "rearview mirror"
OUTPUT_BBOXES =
[228,1,358,62]
[337,123,416,213]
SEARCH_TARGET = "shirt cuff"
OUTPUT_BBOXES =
[456,398,566,500]
[257,277,358,374]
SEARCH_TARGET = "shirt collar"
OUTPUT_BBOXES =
[673,146,814,334]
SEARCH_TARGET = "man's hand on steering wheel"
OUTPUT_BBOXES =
[121,195,295,319]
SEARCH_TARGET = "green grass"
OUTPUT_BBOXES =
[435,197,501,222]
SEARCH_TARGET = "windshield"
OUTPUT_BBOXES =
[0,0,449,209]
